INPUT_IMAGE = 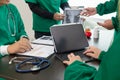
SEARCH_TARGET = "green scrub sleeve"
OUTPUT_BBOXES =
[0,54,8,59]
[112,17,119,31]
[98,51,106,60]
[0,55,3,58]
[64,60,97,80]
[61,0,68,4]
[25,0,37,3]
[15,8,28,40]
[96,4,105,16]
[96,0,117,16]
[0,78,6,80]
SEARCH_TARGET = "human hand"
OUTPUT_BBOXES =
[97,19,114,30]
[83,46,101,59]
[7,38,32,54]
[63,53,82,65]
[80,7,97,16]
[53,12,64,20]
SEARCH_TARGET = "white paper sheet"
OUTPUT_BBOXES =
[17,44,54,58]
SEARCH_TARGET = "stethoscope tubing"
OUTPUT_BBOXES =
[15,57,50,73]
[6,4,16,37]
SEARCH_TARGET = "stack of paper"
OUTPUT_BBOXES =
[31,36,54,46]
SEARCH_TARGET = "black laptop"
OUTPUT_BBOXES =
[50,23,92,62]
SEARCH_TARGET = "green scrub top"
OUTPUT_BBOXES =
[0,78,6,80]
[64,0,120,80]
[25,0,68,32]
[96,0,120,39]
[64,28,120,80]
[0,4,27,57]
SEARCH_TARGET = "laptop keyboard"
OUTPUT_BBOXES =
[55,49,92,62]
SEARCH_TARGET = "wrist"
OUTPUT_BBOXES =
[0,45,9,56]
[20,35,29,40]
[7,45,16,54]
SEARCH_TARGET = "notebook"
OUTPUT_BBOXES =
[50,23,92,62]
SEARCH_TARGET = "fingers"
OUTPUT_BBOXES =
[19,48,27,53]
[8,39,32,54]
[63,53,75,65]
[85,52,95,57]
[83,49,95,58]
[19,44,30,52]
[80,12,90,16]
[83,49,94,54]
[63,60,69,65]
[97,22,110,30]
[19,38,32,51]
[68,53,75,57]
[63,53,82,65]
[80,9,91,16]
[80,9,87,15]
[23,43,32,51]
[80,8,96,16]
[54,13,64,20]
[97,20,114,30]
[84,46,94,55]
[59,14,64,19]
[84,46,101,59]
[84,46,94,54]
[84,49,97,58]
[97,22,105,27]
[57,14,64,20]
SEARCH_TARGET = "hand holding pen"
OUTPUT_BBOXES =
[8,38,32,54]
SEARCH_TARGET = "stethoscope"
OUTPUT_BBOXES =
[9,57,50,73]
[6,5,16,37]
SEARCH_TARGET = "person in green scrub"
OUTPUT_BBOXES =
[80,0,118,39]
[0,78,5,80]
[0,0,32,58]
[25,0,70,39]
[63,0,120,80]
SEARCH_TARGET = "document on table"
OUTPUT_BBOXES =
[17,44,54,58]
[31,36,54,46]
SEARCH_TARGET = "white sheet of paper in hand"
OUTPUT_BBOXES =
[17,44,54,58]
[81,16,105,23]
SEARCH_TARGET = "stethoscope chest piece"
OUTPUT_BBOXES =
[30,65,41,71]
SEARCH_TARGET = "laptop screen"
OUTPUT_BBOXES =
[50,23,89,53]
